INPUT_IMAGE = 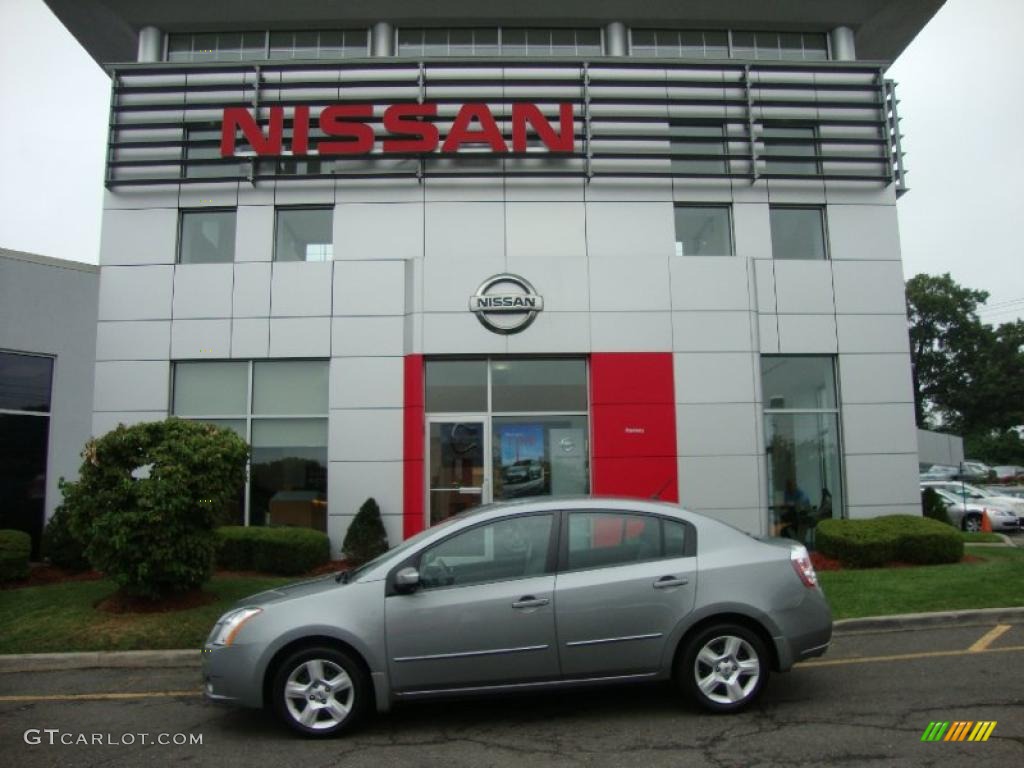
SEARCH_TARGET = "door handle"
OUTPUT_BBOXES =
[512,596,550,609]
[653,576,689,589]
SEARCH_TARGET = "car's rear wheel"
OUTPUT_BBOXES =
[271,646,367,737]
[962,514,982,533]
[678,623,768,713]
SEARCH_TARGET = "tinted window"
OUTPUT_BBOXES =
[567,512,661,570]
[491,359,587,412]
[179,210,236,264]
[275,208,333,261]
[420,514,553,588]
[674,206,733,256]
[769,207,827,260]
[425,360,488,412]
[664,520,687,557]
[0,352,53,412]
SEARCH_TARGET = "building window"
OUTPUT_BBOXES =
[631,29,728,58]
[274,208,334,262]
[674,206,733,257]
[769,206,827,260]
[762,125,819,175]
[171,360,328,530]
[761,356,843,546]
[166,30,368,61]
[396,27,602,57]
[424,358,590,525]
[670,123,727,176]
[166,31,267,62]
[0,351,53,556]
[269,29,368,59]
[731,31,829,61]
[178,210,236,264]
[631,29,828,60]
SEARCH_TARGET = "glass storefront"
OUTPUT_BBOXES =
[761,356,843,546]
[0,351,54,556]
[172,360,328,530]
[425,358,590,525]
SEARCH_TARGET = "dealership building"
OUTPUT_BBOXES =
[43,0,943,554]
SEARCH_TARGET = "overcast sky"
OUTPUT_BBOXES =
[1,0,1021,323]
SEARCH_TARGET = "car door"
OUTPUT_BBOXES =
[554,510,697,678]
[385,512,560,693]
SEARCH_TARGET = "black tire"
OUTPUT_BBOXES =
[677,623,769,713]
[962,514,982,533]
[271,645,369,737]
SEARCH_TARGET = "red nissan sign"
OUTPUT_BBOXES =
[220,102,575,157]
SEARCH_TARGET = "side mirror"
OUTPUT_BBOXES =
[394,567,420,593]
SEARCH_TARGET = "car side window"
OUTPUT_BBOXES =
[419,514,553,589]
[567,512,664,570]
[664,519,687,557]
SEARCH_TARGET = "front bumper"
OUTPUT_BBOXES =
[201,643,265,709]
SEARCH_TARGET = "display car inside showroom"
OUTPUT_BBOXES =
[33,0,938,556]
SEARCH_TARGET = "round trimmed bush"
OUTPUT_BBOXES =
[61,418,248,599]
[214,526,330,576]
[0,529,31,582]
[816,514,964,568]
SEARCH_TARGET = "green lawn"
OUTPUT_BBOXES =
[960,532,1006,543]
[820,545,1024,620]
[0,575,292,654]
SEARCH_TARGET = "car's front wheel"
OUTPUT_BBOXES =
[271,646,367,737]
[962,514,982,533]
[679,623,768,713]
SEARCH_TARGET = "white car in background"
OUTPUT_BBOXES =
[921,480,1024,517]
[928,488,1020,533]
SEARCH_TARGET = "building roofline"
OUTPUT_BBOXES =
[45,0,944,70]
[0,248,100,274]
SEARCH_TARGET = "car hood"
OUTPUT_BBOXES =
[238,573,346,607]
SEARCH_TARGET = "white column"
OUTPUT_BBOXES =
[137,26,163,62]
[830,26,856,61]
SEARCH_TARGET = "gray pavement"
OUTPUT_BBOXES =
[1,621,1022,768]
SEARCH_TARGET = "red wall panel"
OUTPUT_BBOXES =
[590,353,678,502]
[403,355,425,538]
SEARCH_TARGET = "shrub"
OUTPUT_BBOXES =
[42,504,90,571]
[343,497,389,565]
[61,419,249,600]
[214,526,330,576]
[921,488,952,527]
[0,529,31,582]
[816,515,963,568]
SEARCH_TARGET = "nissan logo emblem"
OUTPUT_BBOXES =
[468,273,544,334]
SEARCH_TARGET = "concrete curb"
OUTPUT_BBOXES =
[0,649,199,674]
[834,606,1024,634]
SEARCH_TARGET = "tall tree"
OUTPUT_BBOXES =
[905,273,988,429]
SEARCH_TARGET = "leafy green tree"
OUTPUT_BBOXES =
[61,419,249,600]
[905,273,989,429]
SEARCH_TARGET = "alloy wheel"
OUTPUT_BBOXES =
[692,634,761,706]
[283,658,354,731]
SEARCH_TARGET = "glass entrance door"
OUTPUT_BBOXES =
[427,418,490,525]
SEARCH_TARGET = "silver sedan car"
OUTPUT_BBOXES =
[202,497,832,737]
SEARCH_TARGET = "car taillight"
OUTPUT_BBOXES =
[790,546,818,588]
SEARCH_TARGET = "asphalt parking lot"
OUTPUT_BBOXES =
[1,621,1022,768]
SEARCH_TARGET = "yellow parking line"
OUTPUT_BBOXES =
[968,624,1011,652]
[799,644,1024,668]
[0,690,200,703]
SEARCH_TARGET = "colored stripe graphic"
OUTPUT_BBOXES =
[921,720,996,742]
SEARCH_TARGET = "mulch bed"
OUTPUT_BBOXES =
[0,563,104,590]
[95,588,217,614]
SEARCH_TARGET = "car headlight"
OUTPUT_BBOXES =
[208,607,263,646]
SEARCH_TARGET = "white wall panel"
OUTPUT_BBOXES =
[100,209,178,265]
[678,455,761,510]
[839,353,915,404]
[329,357,404,409]
[507,312,591,354]
[94,361,169,412]
[827,204,901,260]
[832,261,907,314]
[777,314,838,353]
[674,352,758,404]
[334,203,424,260]
[329,409,404,461]
[172,264,233,318]
[235,205,274,262]
[170,319,230,358]
[590,312,672,352]
[733,203,773,260]
[95,321,170,361]
[773,260,835,314]
[333,260,406,317]
[672,311,754,352]
[232,262,272,317]
[842,403,918,455]
[269,317,331,357]
[98,266,174,321]
[589,257,671,311]
[670,257,751,311]
[844,453,921,507]
[585,202,675,260]
[231,318,269,358]
[836,314,910,354]
[677,403,759,456]
[270,262,333,317]
[332,316,406,357]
